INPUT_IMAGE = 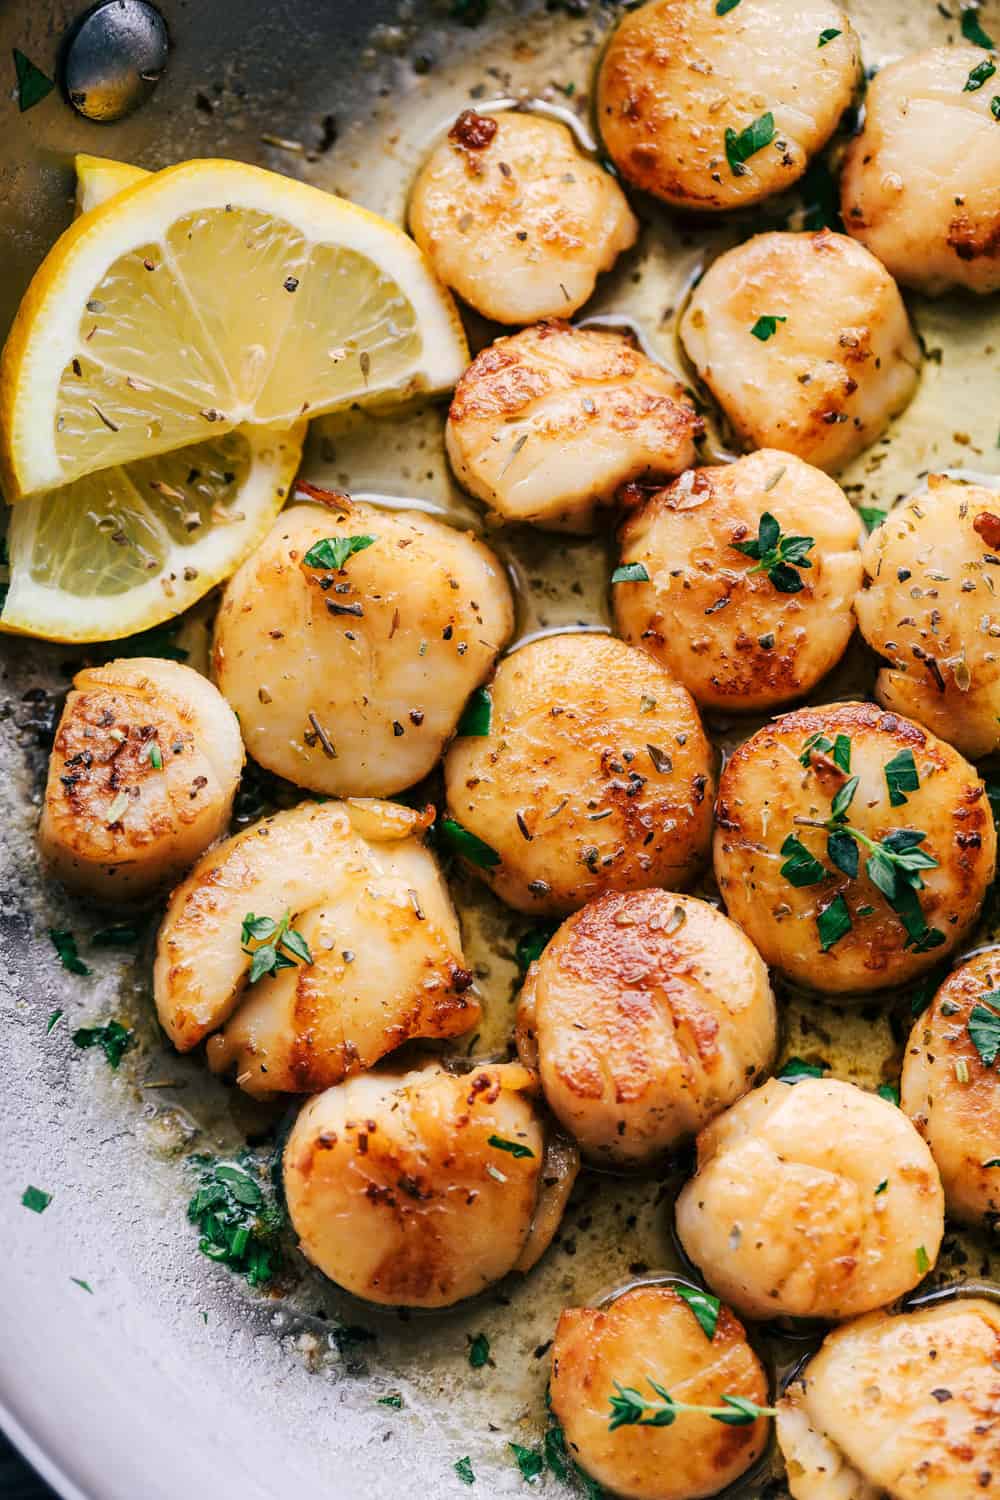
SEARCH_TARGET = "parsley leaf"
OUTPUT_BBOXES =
[49,928,91,976]
[674,1284,721,1341]
[993,94,1000,118]
[884,748,919,807]
[877,1082,900,1106]
[750,314,786,341]
[828,828,859,878]
[859,506,887,530]
[799,731,851,771]
[454,1457,476,1485]
[516,923,558,973]
[965,57,997,91]
[715,0,741,12]
[818,893,852,951]
[439,816,501,869]
[778,1056,826,1083]
[302,534,376,570]
[12,49,54,112]
[830,775,860,821]
[457,686,492,737]
[724,111,775,176]
[72,1020,134,1069]
[469,1332,491,1368]
[509,1444,545,1483]
[46,1009,63,1034]
[21,1186,51,1213]
[969,993,1000,1066]
[186,1154,284,1286]
[733,512,814,592]
[915,1244,931,1275]
[611,561,650,584]
[378,1392,403,1409]
[780,833,827,887]
[962,5,996,49]
[241,910,313,984]
[818,26,841,45]
[488,1134,535,1158]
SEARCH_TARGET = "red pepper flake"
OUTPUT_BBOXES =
[449,109,498,151]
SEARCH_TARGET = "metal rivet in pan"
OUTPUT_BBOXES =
[62,0,169,123]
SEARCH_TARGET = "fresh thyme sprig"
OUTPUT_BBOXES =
[732,512,814,593]
[241,910,313,984]
[608,1379,775,1432]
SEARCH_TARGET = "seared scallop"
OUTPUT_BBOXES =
[597,0,860,212]
[679,231,920,473]
[550,1283,771,1500]
[155,798,478,1089]
[675,1077,944,1323]
[445,321,700,534]
[38,657,242,902]
[516,890,776,1167]
[855,477,1000,759]
[614,451,863,711]
[212,500,513,798]
[841,47,1000,295]
[900,949,1000,1227]
[443,633,714,916]
[714,701,995,994]
[409,109,638,325]
[777,1298,1000,1499]
[282,1060,578,1307]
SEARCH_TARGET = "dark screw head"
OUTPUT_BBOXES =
[62,0,169,123]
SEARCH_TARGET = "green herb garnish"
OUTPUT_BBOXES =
[674,1284,720,1341]
[818,27,841,45]
[454,1457,476,1485]
[969,992,1000,1066]
[378,1393,404,1409]
[799,732,852,772]
[186,1155,284,1286]
[516,923,558,974]
[457,686,492,737]
[818,893,853,951]
[859,506,887,530]
[46,1009,63,1034]
[877,1082,900,1106]
[965,57,997,91]
[440,817,501,869]
[963,4,996,47]
[13,49,54,112]
[488,1134,535,1159]
[779,834,827,887]
[143,740,163,769]
[469,1332,491,1368]
[21,1186,51,1213]
[716,0,741,12]
[608,1379,775,1431]
[302,534,376,570]
[992,94,1000,118]
[777,1056,826,1083]
[733,511,814,593]
[111,620,188,661]
[915,1245,931,1275]
[724,111,775,176]
[509,1444,545,1483]
[71,1277,93,1292]
[72,1020,134,1069]
[49,928,91,976]
[874,1179,888,1195]
[611,562,650,584]
[750,314,786,341]
[241,911,313,984]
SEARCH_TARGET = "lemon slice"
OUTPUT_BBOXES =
[1,423,304,642]
[74,153,149,216]
[1,157,468,500]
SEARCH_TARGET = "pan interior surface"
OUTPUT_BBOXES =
[2,2,999,1498]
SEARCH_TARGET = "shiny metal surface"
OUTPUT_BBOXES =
[62,0,169,123]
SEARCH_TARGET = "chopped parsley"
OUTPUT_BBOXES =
[457,686,492,737]
[439,817,501,869]
[779,834,827,887]
[818,893,853,952]
[799,732,852,772]
[969,992,1000,1066]
[750,314,786,341]
[378,1392,404,1409]
[674,1284,720,1341]
[516,923,558,974]
[611,561,650,584]
[732,511,814,592]
[241,911,313,984]
[468,1332,491,1368]
[859,506,887,530]
[965,57,997,91]
[777,1056,827,1083]
[49,928,91,976]
[70,1277,93,1293]
[877,1082,900,1106]
[186,1154,284,1286]
[72,1020,134,1069]
[984,1157,1000,1168]
[46,1009,63,1034]
[21,1186,51,1213]
[608,1379,775,1431]
[488,1134,535,1159]
[915,1245,931,1275]
[818,27,841,45]
[13,49,54,112]
[143,740,163,770]
[454,1457,476,1485]
[874,1179,888,1195]
[993,95,1000,118]
[724,111,775,176]
[962,4,996,49]
[509,1444,545,1483]
[715,0,741,12]
[302,534,376,570]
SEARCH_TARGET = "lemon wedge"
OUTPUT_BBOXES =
[1,157,468,500]
[74,153,148,216]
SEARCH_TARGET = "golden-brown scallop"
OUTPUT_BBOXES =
[445,321,701,534]
[516,891,776,1166]
[777,1298,1000,1499]
[550,1284,771,1500]
[443,633,715,917]
[679,231,920,473]
[38,657,242,902]
[282,1060,578,1307]
[900,949,1000,1228]
[854,477,1000,759]
[597,0,860,212]
[675,1077,945,1323]
[408,109,638,325]
[155,798,478,1086]
[841,47,1000,296]
[212,500,513,798]
[614,451,863,711]
[714,701,995,994]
